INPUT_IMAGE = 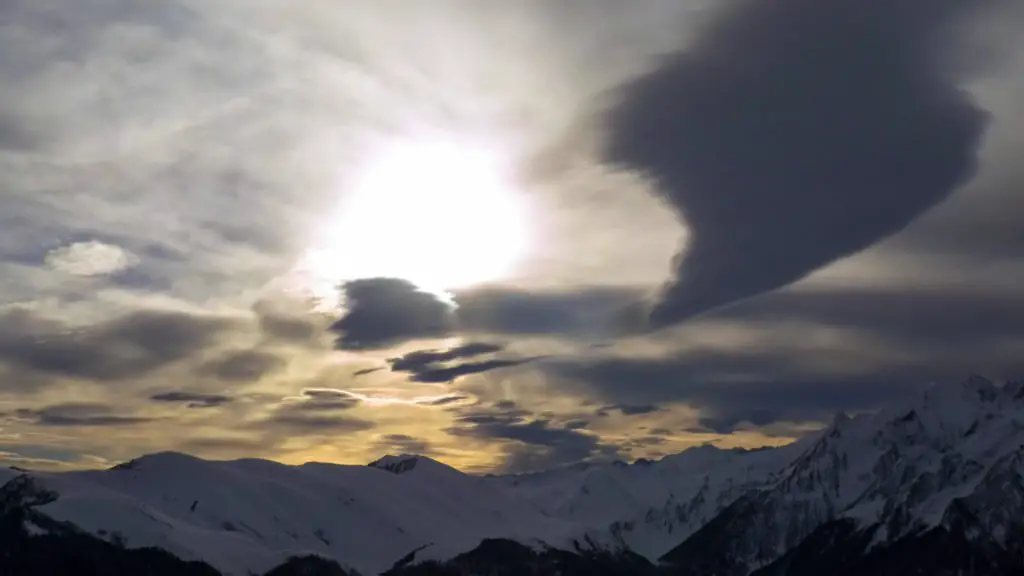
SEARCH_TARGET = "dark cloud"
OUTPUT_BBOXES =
[446,401,619,472]
[453,287,641,337]
[595,404,664,417]
[253,301,322,344]
[387,341,539,384]
[0,307,236,384]
[352,367,385,377]
[389,342,505,372]
[258,389,372,433]
[0,112,40,152]
[265,413,375,433]
[605,0,1003,327]
[9,403,155,427]
[331,278,454,350]
[554,357,936,434]
[548,284,1024,433]
[716,287,1024,346]
[416,394,471,407]
[199,349,285,382]
[287,388,362,411]
[405,358,538,384]
[327,281,642,350]
[149,391,233,408]
[372,434,432,455]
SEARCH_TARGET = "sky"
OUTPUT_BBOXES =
[2,0,1024,474]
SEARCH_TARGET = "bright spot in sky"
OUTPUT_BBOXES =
[299,138,530,304]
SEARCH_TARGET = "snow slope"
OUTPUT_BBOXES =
[4,376,1023,576]
[661,376,1024,574]
[491,442,808,558]
[0,453,597,575]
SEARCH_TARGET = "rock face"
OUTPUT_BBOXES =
[2,377,1024,576]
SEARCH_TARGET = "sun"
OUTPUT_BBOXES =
[299,137,530,304]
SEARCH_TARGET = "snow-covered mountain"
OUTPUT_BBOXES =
[492,441,808,559]
[2,376,1023,576]
[0,451,601,575]
[660,376,1024,575]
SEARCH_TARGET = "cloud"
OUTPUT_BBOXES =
[371,433,432,455]
[331,278,454,350]
[199,349,286,382]
[8,403,156,427]
[258,390,374,433]
[252,300,324,344]
[0,307,237,385]
[595,404,664,417]
[285,388,363,411]
[715,287,1024,347]
[44,240,139,277]
[553,356,934,433]
[416,394,471,407]
[604,0,1004,327]
[329,281,643,351]
[453,287,642,337]
[446,401,618,472]
[149,391,233,408]
[388,341,539,384]
[389,342,505,371]
[264,413,375,434]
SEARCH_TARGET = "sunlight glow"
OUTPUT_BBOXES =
[300,137,530,303]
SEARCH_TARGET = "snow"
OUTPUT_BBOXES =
[2,376,1023,575]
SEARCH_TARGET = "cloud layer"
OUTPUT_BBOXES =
[605,0,1003,326]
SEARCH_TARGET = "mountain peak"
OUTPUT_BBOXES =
[367,454,457,476]
[110,451,206,471]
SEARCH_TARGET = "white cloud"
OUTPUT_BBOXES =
[44,240,139,277]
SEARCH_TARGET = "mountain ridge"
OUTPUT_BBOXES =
[2,376,1023,575]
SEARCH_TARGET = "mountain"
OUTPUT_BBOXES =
[491,442,807,558]
[1,376,1023,575]
[660,376,1024,575]
[0,452,600,575]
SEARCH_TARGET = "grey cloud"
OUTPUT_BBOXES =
[550,285,1024,432]
[604,0,1004,327]
[287,388,362,411]
[256,389,372,433]
[331,278,454,350]
[9,403,155,427]
[150,391,233,408]
[199,349,286,383]
[265,413,375,433]
[0,112,41,152]
[554,357,935,433]
[329,280,643,351]
[453,287,641,337]
[372,433,432,455]
[713,287,1024,356]
[387,341,539,384]
[389,342,505,372]
[595,404,664,417]
[416,394,471,407]
[253,301,323,344]
[405,358,537,384]
[353,367,385,377]
[0,307,237,384]
[446,401,619,472]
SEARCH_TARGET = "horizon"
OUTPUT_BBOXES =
[2,0,1024,475]
[8,373,1015,476]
